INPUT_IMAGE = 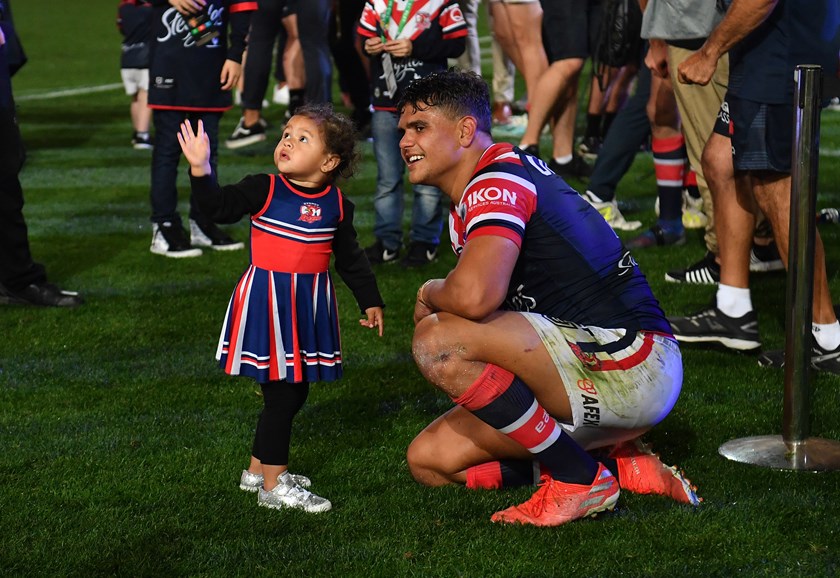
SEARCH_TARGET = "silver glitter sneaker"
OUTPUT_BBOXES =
[239,469,311,492]
[258,472,332,513]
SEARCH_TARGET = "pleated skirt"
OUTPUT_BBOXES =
[216,265,342,383]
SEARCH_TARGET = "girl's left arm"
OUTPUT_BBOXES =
[332,197,385,313]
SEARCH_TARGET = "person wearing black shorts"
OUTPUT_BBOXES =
[517,0,601,181]
[668,0,840,374]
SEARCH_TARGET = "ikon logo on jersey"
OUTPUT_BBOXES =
[465,186,518,208]
[299,203,322,223]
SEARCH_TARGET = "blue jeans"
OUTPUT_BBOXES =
[371,110,443,250]
[298,0,333,105]
[588,53,652,202]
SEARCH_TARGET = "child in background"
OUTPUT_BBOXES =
[117,0,153,149]
[177,104,385,512]
[147,0,253,258]
[356,0,467,267]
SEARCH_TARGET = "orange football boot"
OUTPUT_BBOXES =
[609,439,701,505]
[491,464,619,527]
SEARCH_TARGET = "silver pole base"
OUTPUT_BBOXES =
[719,435,840,471]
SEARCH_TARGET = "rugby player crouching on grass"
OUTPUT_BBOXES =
[401,69,701,527]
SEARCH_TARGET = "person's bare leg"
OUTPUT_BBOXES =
[520,58,582,148]
[489,2,547,108]
[131,89,151,133]
[751,172,837,324]
[261,464,289,491]
[605,64,637,113]
[281,14,305,90]
[408,310,583,489]
[407,405,533,486]
[550,73,580,159]
[703,133,754,288]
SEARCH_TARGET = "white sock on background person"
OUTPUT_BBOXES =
[716,284,753,318]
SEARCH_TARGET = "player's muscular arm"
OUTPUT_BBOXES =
[420,236,519,321]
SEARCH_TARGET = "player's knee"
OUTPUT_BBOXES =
[412,315,445,376]
[406,434,450,487]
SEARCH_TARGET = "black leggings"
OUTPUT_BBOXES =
[251,380,310,466]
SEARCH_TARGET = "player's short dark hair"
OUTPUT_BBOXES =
[294,103,360,179]
[397,68,492,134]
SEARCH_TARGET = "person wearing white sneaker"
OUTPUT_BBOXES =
[273,83,290,106]
[239,469,310,492]
[178,105,385,511]
[258,471,331,513]
[147,0,254,257]
[226,0,306,150]
[672,0,840,373]
[583,190,642,231]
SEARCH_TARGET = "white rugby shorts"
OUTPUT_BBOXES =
[522,313,683,450]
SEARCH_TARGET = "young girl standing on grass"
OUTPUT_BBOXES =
[178,104,385,512]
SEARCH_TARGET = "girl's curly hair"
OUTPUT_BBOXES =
[293,103,360,180]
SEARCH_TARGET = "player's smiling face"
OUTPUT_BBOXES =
[274,115,337,186]
[398,104,460,189]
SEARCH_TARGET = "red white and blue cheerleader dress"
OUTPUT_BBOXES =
[191,172,383,385]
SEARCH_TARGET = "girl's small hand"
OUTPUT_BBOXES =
[177,119,212,176]
[359,307,384,336]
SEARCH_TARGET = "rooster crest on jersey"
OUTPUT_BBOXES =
[299,203,322,223]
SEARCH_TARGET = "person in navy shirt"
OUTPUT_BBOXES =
[146,0,255,257]
[400,70,698,527]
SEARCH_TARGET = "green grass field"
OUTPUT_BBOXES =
[2,1,840,576]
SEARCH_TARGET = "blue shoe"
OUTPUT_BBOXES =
[626,224,686,250]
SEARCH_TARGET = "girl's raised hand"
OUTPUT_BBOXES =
[177,119,212,177]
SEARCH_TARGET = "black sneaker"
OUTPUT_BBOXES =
[0,281,84,307]
[818,207,839,224]
[520,144,541,159]
[364,239,400,264]
[150,221,203,258]
[190,219,245,251]
[400,241,438,268]
[578,136,602,160]
[548,155,592,181]
[668,305,761,351]
[749,242,784,273]
[665,251,721,285]
[225,117,267,149]
[758,341,840,374]
[626,224,686,250]
[131,132,153,150]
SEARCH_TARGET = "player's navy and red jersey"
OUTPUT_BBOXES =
[450,143,672,335]
[148,0,255,111]
[357,0,467,110]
